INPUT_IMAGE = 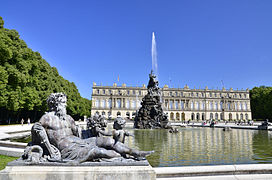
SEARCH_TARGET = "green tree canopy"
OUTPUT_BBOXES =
[250,86,272,121]
[0,16,91,124]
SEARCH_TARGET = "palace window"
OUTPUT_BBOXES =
[180,101,184,110]
[126,100,130,108]
[215,101,218,110]
[244,102,247,110]
[170,92,172,96]
[117,99,121,108]
[220,101,223,110]
[175,101,179,109]
[191,101,194,110]
[209,102,213,110]
[176,92,178,96]
[108,99,112,108]
[196,101,200,110]
[202,101,205,110]
[132,100,136,109]
[109,90,112,95]
[95,100,99,108]
[103,90,105,94]
[127,90,130,95]
[170,100,173,110]
[191,92,194,97]
[133,90,135,95]
[101,100,105,108]
[139,90,141,95]
[97,90,100,94]
[210,92,212,97]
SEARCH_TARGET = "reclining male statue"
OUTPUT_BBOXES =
[23,93,153,164]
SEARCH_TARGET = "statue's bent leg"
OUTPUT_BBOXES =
[88,147,121,160]
[95,137,154,158]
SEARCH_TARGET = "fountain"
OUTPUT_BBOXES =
[134,33,169,129]
[134,70,169,129]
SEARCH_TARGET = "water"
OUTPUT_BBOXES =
[124,127,272,167]
[12,127,272,167]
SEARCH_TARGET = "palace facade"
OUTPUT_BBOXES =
[91,82,252,121]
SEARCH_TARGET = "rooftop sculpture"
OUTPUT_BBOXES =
[20,93,153,164]
[134,71,169,129]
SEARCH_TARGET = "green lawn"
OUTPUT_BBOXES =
[0,155,18,170]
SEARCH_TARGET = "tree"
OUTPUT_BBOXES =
[0,16,91,124]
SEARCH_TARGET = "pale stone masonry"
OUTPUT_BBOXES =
[91,82,252,121]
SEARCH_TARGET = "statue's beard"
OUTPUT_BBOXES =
[55,106,67,120]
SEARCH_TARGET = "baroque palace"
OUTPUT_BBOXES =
[91,82,252,121]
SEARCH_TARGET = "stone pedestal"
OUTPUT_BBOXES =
[0,161,155,180]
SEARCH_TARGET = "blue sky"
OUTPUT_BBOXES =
[1,0,272,99]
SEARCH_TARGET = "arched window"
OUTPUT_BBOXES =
[229,113,232,120]
[236,113,239,120]
[96,111,99,115]
[245,114,248,120]
[220,113,223,120]
[196,113,200,120]
[202,113,205,120]
[239,102,242,110]
[235,102,237,110]
[170,112,174,120]
[117,112,121,116]
[220,101,223,110]
[244,102,247,110]
[102,111,105,115]
[176,113,180,120]
[210,113,213,120]
[182,113,185,120]
[240,113,243,120]
[215,113,218,120]
[191,113,195,120]
[202,101,205,110]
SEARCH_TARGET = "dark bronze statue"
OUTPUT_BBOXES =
[134,71,169,129]
[22,93,153,164]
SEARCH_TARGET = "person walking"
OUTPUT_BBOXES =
[27,118,30,125]
[21,118,24,126]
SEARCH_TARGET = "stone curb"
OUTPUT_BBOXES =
[154,164,272,178]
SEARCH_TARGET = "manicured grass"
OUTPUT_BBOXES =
[0,155,18,170]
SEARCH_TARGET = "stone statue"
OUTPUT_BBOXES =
[22,93,153,164]
[134,71,169,129]
[86,114,109,137]
[112,116,133,143]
